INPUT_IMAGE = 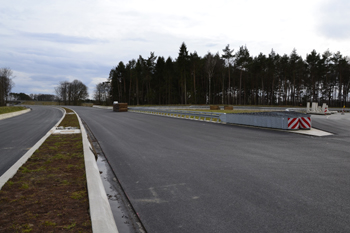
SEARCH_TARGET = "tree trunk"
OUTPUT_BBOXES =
[227,65,231,105]
[239,70,242,105]
[184,76,187,105]
[261,77,264,105]
[129,75,132,104]
[222,74,224,104]
[168,77,171,105]
[209,76,211,104]
[193,69,196,104]
[136,78,139,105]
[271,75,274,105]
[338,73,342,107]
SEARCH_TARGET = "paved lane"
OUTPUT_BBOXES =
[0,106,63,176]
[312,113,350,138]
[72,107,350,233]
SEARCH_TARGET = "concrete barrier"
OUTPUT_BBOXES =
[220,111,312,130]
[307,102,332,115]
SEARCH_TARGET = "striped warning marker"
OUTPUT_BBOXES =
[299,117,311,129]
[288,118,300,129]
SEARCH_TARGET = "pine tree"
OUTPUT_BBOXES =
[222,44,234,104]
[235,46,251,105]
[177,42,189,104]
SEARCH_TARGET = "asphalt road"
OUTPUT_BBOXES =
[0,106,63,176]
[312,114,350,138]
[71,106,350,233]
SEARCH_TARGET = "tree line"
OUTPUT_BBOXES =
[8,93,56,101]
[95,43,350,107]
[0,67,89,106]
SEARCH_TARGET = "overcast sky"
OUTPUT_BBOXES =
[1,0,349,98]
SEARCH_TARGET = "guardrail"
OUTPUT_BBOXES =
[129,108,224,123]
[129,108,312,130]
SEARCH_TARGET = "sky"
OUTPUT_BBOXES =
[1,0,349,98]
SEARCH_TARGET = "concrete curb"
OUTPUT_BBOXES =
[73,110,119,233]
[0,108,66,190]
[0,108,31,121]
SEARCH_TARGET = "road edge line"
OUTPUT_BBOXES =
[73,110,119,233]
[0,107,66,190]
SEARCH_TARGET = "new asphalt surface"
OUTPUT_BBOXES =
[72,107,350,232]
[0,106,63,176]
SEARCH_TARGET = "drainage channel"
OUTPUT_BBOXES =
[82,120,146,233]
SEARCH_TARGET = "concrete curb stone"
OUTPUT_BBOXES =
[0,108,31,120]
[73,109,119,233]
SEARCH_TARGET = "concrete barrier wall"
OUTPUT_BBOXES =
[223,114,288,129]
[220,111,311,130]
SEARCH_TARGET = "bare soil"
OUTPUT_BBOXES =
[0,110,92,232]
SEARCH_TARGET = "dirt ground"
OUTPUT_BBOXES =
[0,111,92,232]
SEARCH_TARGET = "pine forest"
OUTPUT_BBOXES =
[95,43,350,107]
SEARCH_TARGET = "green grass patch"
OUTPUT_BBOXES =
[21,101,59,105]
[63,222,76,230]
[59,108,80,128]
[0,106,26,114]
[61,180,70,185]
[21,183,29,189]
[43,220,56,226]
[70,191,86,200]
[7,181,14,186]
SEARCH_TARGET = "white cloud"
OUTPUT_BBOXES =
[1,0,349,99]
[316,0,350,40]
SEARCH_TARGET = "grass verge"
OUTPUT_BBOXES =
[21,101,60,105]
[0,106,27,115]
[59,108,80,128]
[0,107,92,233]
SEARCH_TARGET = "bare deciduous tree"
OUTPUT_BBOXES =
[94,82,111,105]
[55,80,88,105]
[0,68,15,106]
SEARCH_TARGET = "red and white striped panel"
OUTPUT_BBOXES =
[288,118,299,129]
[299,117,311,129]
